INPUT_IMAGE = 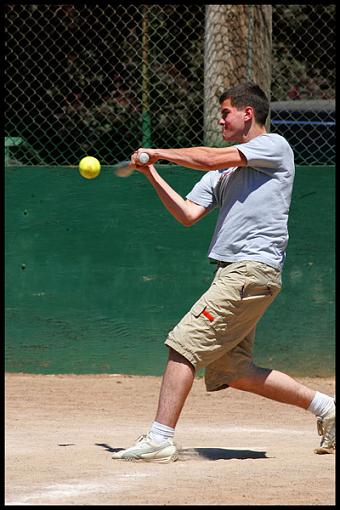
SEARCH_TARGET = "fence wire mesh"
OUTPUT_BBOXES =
[5,4,335,166]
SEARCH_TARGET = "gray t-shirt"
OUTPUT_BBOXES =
[186,133,295,270]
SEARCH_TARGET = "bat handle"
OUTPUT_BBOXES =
[138,152,150,164]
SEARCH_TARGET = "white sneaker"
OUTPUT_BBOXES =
[112,434,178,463]
[314,406,335,454]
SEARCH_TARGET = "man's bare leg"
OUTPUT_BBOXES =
[228,366,335,454]
[229,366,315,408]
[112,347,194,461]
[154,347,196,428]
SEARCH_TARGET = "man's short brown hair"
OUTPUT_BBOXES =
[219,83,269,125]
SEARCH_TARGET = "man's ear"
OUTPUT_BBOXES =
[244,106,254,121]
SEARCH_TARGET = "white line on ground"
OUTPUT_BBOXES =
[6,475,151,505]
[180,425,312,434]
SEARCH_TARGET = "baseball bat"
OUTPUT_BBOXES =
[114,152,150,178]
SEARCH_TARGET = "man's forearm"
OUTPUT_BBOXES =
[145,166,193,226]
[151,146,245,170]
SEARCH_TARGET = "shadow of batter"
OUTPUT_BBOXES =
[95,443,268,461]
[180,447,268,460]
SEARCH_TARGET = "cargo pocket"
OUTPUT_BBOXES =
[191,301,214,322]
[191,300,228,335]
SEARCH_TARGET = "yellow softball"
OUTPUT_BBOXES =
[79,156,101,179]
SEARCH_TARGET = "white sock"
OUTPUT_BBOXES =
[307,391,335,418]
[148,421,175,444]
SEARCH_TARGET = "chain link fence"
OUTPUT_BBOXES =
[5,4,335,166]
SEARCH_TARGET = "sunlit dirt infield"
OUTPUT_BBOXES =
[5,373,335,505]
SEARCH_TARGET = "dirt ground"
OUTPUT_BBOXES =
[5,373,335,506]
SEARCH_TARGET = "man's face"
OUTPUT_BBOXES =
[219,98,251,142]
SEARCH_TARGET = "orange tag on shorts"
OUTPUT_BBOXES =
[202,309,214,322]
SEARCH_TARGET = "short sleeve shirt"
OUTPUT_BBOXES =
[186,133,295,270]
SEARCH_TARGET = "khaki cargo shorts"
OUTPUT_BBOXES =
[165,260,282,392]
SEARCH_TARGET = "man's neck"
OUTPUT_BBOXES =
[242,124,267,143]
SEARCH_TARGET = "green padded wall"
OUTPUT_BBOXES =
[5,165,335,376]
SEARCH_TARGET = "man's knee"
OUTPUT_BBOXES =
[229,364,271,388]
[167,346,195,369]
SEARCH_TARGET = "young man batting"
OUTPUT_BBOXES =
[112,83,335,463]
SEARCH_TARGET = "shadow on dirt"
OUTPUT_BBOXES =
[180,447,268,460]
[95,443,268,460]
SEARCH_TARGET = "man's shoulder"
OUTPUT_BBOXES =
[242,132,293,156]
[251,132,289,146]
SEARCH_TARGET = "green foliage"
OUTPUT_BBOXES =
[271,5,335,101]
[5,4,335,165]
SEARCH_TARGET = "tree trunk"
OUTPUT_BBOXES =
[204,5,272,145]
